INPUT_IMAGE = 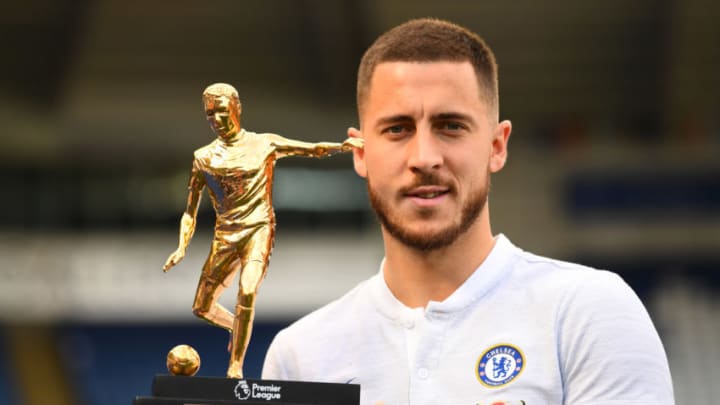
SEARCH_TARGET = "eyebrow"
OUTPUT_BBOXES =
[431,112,475,125]
[374,114,414,128]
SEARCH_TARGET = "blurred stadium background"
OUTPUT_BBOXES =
[1,0,718,404]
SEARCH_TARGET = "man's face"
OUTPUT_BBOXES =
[351,61,510,251]
[205,96,241,139]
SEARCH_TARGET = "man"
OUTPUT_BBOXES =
[262,19,674,405]
[163,83,360,378]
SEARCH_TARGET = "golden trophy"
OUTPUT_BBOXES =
[134,83,361,405]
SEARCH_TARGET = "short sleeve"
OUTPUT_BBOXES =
[557,271,674,405]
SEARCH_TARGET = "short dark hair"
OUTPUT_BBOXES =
[357,18,499,118]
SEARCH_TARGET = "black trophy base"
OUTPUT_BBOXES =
[133,375,360,405]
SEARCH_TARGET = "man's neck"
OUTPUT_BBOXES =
[381,215,496,309]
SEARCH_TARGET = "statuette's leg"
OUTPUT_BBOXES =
[227,303,254,378]
[192,248,239,332]
[192,298,235,332]
[227,259,266,378]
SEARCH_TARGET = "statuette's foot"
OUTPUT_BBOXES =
[227,362,244,379]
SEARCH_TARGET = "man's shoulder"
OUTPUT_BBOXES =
[508,244,616,283]
[499,241,631,305]
[506,244,642,319]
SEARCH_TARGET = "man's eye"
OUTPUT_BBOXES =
[383,125,410,136]
[442,122,464,131]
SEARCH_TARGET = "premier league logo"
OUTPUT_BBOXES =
[234,380,251,400]
[476,344,525,388]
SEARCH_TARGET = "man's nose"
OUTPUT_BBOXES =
[407,128,443,172]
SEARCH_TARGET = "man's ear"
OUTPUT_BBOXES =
[489,120,511,173]
[348,127,367,178]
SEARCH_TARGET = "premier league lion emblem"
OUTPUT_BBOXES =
[234,380,251,400]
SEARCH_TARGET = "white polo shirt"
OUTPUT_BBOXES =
[262,235,674,405]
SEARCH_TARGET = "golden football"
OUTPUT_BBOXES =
[166,344,201,376]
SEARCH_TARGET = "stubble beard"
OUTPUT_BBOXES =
[368,173,489,252]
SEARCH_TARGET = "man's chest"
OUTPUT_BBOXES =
[320,310,564,405]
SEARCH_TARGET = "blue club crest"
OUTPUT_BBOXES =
[476,343,525,388]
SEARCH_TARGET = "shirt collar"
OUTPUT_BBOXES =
[369,234,517,322]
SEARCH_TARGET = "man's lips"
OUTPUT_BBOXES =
[403,185,451,200]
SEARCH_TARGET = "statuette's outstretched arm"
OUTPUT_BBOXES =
[272,135,364,159]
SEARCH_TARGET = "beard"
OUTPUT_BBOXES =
[368,172,489,251]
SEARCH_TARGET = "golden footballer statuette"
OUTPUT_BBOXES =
[163,83,363,378]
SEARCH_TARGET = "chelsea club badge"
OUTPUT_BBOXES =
[476,343,525,388]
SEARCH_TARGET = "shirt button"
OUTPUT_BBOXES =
[417,368,429,379]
